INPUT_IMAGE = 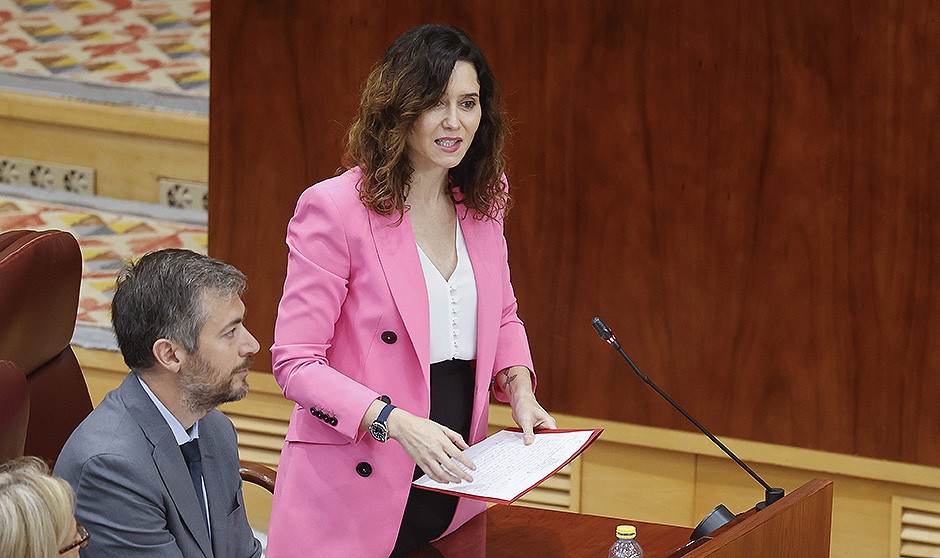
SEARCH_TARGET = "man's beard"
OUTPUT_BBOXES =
[180,353,252,416]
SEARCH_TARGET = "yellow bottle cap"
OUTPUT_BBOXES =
[616,524,637,539]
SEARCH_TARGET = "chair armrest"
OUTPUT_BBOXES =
[239,460,276,493]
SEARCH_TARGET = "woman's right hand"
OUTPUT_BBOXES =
[387,409,477,484]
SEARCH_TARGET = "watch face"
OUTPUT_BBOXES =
[370,422,388,443]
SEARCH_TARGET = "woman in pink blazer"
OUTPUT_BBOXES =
[266,25,555,557]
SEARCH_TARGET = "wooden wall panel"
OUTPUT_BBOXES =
[210,1,940,466]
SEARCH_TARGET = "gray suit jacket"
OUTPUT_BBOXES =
[55,373,262,558]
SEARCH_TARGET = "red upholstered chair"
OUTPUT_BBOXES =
[0,229,93,466]
[0,229,276,494]
[0,360,29,462]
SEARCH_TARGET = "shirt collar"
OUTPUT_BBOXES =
[136,373,199,446]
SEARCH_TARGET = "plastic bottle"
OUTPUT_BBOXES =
[608,524,644,558]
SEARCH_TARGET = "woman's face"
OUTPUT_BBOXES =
[406,60,482,175]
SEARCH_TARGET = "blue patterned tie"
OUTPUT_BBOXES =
[180,439,209,535]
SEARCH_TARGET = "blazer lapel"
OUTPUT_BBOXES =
[459,212,502,400]
[121,375,213,558]
[153,443,213,557]
[199,425,227,556]
[369,209,431,384]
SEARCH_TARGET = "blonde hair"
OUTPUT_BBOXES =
[0,457,76,558]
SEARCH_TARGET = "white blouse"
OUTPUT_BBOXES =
[417,220,478,364]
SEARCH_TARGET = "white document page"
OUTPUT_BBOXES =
[412,429,597,503]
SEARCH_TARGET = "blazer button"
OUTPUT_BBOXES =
[381,330,397,344]
[356,462,373,477]
[329,417,339,426]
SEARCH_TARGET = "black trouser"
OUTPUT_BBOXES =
[390,359,475,557]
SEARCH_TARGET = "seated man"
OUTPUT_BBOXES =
[55,249,263,558]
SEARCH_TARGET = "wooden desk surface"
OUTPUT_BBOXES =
[412,505,694,558]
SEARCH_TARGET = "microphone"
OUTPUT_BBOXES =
[591,316,785,539]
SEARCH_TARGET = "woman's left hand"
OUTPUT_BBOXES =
[498,366,557,445]
[511,392,557,445]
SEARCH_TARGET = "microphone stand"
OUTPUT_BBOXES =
[591,317,784,539]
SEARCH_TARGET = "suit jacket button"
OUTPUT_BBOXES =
[309,407,319,416]
[329,417,339,426]
[356,462,372,477]
[381,331,397,344]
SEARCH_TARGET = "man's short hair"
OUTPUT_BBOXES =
[111,249,247,371]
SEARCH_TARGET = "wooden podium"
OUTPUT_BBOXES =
[411,479,833,557]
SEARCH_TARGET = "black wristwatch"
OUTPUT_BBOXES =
[369,395,396,443]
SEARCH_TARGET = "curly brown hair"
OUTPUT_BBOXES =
[343,24,510,221]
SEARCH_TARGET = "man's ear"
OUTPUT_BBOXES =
[152,338,185,373]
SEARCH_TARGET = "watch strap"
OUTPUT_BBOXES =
[376,401,395,424]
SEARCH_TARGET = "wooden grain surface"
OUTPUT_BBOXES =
[210,1,940,465]
[412,480,832,558]
[415,505,693,558]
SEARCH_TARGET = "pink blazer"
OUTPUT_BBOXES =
[266,168,536,557]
